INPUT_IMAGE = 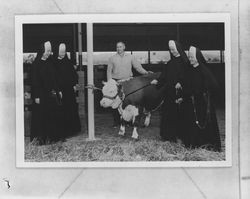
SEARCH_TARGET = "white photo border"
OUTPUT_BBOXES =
[15,13,232,168]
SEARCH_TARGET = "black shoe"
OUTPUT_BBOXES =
[160,137,176,143]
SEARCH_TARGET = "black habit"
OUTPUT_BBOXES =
[54,53,81,136]
[182,47,221,151]
[156,41,189,142]
[30,47,64,144]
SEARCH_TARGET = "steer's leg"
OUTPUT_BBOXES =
[144,111,151,127]
[132,127,139,139]
[131,106,140,140]
[118,117,125,136]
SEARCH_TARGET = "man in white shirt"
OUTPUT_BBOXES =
[107,41,150,127]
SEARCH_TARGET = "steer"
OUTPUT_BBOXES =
[100,72,165,140]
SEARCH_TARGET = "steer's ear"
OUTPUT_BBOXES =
[102,81,107,85]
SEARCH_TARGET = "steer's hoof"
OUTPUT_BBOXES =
[132,137,140,142]
[118,132,125,136]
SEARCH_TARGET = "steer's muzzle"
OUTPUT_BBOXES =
[100,98,112,108]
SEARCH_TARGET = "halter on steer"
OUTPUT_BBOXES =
[87,82,152,103]
[102,84,125,102]
[102,82,156,111]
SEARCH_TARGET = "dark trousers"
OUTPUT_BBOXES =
[111,78,121,126]
[112,108,121,126]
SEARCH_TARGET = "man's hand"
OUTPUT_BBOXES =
[147,71,154,74]
[151,79,158,85]
[35,98,40,104]
[175,82,182,90]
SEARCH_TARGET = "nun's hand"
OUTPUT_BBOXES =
[74,84,80,92]
[175,82,182,90]
[35,98,40,104]
[59,92,63,99]
[151,79,158,85]
[175,98,183,104]
[24,92,31,99]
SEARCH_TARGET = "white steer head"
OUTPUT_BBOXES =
[100,79,123,109]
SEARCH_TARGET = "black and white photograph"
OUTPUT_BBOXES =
[15,14,231,167]
[1,0,249,197]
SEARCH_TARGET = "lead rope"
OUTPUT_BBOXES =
[191,91,211,130]
[151,100,164,112]
[114,83,152,108]
[117,83,164,112]
[86,82,163,112]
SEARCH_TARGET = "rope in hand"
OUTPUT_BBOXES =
[85,84,103,91]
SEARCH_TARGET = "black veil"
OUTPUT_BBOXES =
[31,41,53,99]
[33,41,54,65]
[195,47,219,90]
[195,47,208,66]
[33,42,45,64]
[169,40,189,66]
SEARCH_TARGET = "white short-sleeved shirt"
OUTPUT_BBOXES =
[107,53,147,80]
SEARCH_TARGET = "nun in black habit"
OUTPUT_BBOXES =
[182,46,221,151]
[151,40,189,142]
[54,43,81,136]
[30,41,64,144]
